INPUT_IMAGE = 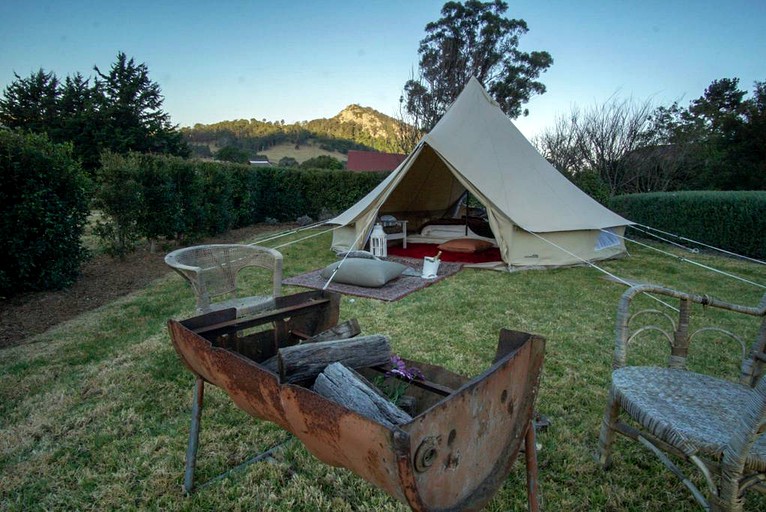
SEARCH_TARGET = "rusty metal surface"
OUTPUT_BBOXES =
[400,330,545,511]
[280,384,408,503]
[525,423,540,512]
[168,290,340,429]
[167,292,545,511]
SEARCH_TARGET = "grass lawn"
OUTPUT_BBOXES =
[1,228,764,511]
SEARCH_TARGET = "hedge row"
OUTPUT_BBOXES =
[609,191,766,259]
[94,153,386,255]
[0,130,90,296]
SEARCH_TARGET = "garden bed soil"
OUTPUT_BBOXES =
[0,224,293,349]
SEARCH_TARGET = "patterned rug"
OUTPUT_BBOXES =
[282,256,463,302]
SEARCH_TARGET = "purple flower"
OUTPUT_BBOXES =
[386,354,424,382]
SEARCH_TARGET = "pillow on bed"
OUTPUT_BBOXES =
[438,238,494,253]
[320,258,407,288]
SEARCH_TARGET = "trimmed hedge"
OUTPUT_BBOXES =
[93,153,387,250]
[610,191,766,259]
[0,130,90,296]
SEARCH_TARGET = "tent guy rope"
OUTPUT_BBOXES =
[242,221,361,290]
[528,231,679,312]
[272,225,339,250]
[628,225,700,254]
[608,230,766,290]
[242,221,360,290]
[321,225,369,290]
[247,220,328,246]
[633,224,766,266]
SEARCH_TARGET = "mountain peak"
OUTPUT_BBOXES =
[334,104,396,139]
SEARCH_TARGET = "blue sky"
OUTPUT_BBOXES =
[1,1,765,139]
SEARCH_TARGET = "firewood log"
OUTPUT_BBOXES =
[267,334,390,383]
[313,362,412,427]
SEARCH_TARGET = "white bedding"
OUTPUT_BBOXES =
[409,223,496,245]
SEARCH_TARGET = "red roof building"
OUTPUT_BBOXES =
[346,150,406,172]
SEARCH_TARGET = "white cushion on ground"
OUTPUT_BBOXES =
[320,259,407,288]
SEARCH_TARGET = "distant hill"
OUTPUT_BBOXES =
[182,105,405,163]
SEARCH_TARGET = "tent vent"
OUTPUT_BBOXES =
[595,228,620,251]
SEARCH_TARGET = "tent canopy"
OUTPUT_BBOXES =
[328,78,632,269]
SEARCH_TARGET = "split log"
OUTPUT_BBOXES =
[313,362,412,428]
[276,334,391,383]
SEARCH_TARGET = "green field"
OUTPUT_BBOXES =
[200,140,348,165]
[1,228,764,511]
[260,141,349,165]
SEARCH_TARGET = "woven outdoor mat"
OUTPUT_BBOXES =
[282,256,463,302]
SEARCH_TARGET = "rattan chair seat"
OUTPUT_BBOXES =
[613,366,766,472]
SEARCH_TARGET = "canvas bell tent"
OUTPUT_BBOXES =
[328,78,633,270]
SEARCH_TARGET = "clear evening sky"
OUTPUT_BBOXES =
[1,0,764,139]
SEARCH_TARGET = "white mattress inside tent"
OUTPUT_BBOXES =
[408,223,497,246]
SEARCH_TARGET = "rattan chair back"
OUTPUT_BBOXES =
[165,244,282,314]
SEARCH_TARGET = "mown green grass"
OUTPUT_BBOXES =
[1,228,764,511]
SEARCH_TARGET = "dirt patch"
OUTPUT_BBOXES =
[0,224,294,349]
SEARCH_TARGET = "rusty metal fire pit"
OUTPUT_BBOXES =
[167,290,545,511]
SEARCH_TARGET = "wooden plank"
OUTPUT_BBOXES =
[181,307,236,332]
[369,365,454,397]
[313,362,412,428]
[192,298,332,336]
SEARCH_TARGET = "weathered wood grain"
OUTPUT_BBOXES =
[272,334,391,383]
[313,362,412,427]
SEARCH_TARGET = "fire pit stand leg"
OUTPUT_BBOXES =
[183,376,204,494]
[525,420,540,512]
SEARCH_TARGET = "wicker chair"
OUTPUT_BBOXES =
[598,284,766,511]
[165,244,283,316]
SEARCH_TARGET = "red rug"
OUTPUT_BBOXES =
[387,243,502,264]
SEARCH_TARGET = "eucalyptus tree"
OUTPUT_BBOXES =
[399,0,553,149]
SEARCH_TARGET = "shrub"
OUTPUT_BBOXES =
[93,152,145,258]
[196,160,235,235]
[136,154,178,246]
[229,162,261,227]
[299,169,388,216]
[299,155,344,170]
[166,154,205,241]
[214,145,249,164]
[278,156,299,168]
[569,171,610,205]
[0,130,90,295]
[91,154,387,253]
[610,191,766,258]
